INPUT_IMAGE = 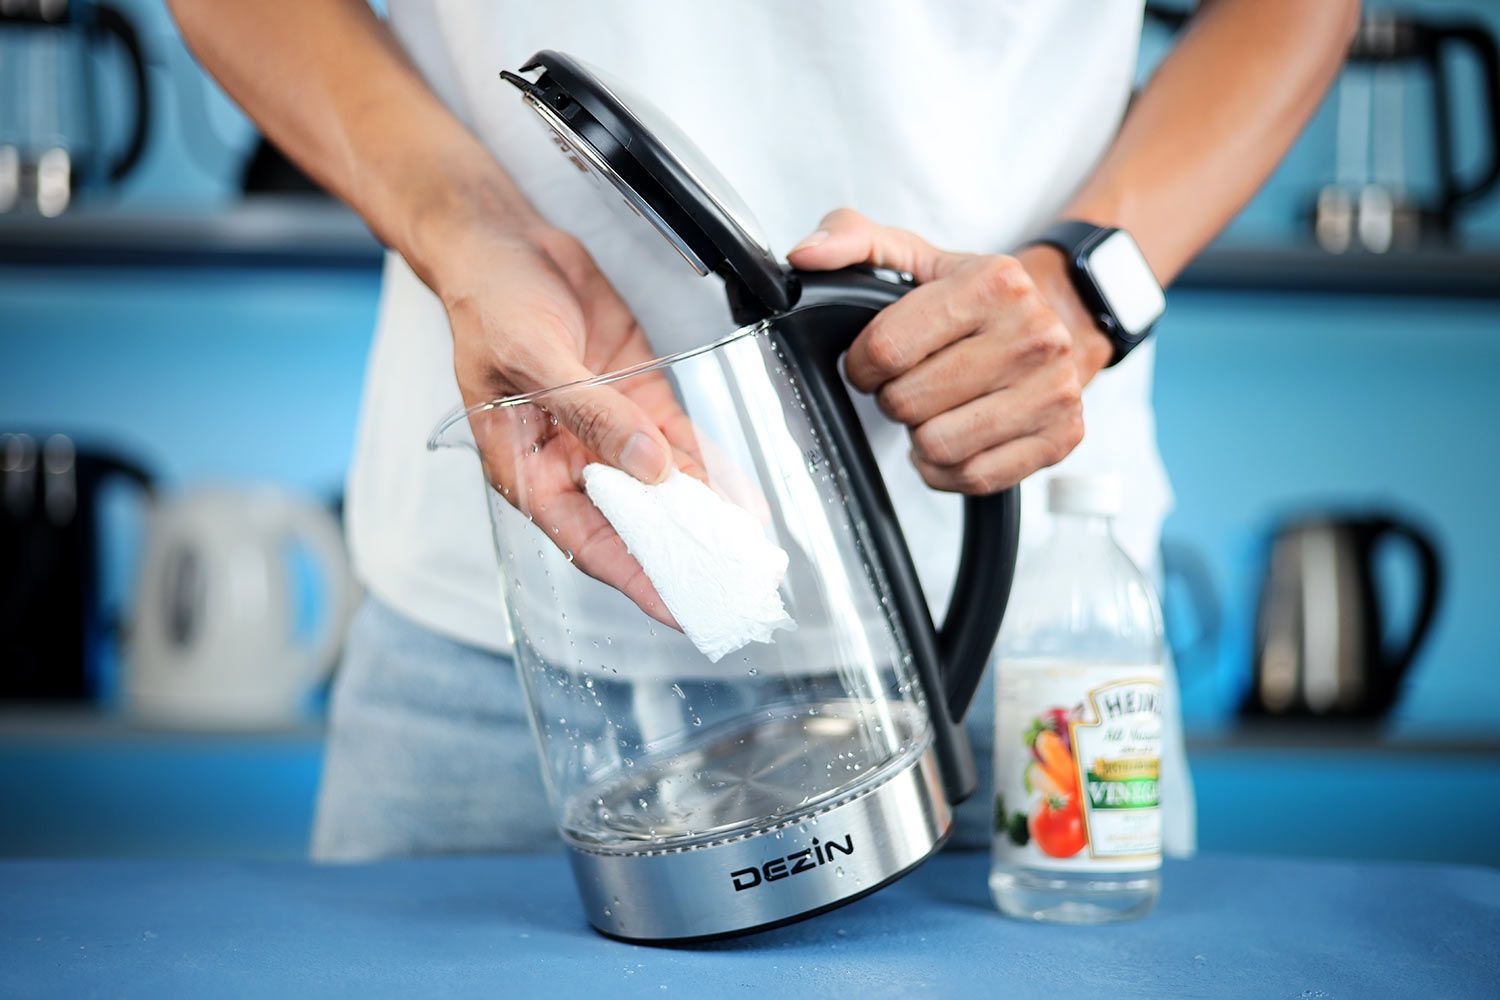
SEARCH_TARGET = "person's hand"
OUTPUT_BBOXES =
[431,218,700,628]
[787,209,1113,494]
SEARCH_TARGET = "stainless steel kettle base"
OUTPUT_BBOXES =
[563,732,951,942]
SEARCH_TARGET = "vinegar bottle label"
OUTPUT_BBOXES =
[993,663,1164,873]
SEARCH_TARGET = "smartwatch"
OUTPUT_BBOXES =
[1027,221,1166,366]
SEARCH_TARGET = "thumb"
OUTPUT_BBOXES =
[545,360,673,484]
[785,207,963,282]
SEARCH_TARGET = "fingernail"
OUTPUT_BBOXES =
[788,229,830,254]
[619,432,669,483]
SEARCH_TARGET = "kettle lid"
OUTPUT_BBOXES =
[502,51,794,317]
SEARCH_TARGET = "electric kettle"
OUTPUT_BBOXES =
[428,52,1020,942]
[1311,10,1500,252]
[0,0,152,216]
[1246,512,1442,719]
[125,487,358,729]
[1,433,152,701]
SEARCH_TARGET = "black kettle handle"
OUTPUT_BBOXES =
[774,267,1020,803]
[1433,22,1500,210]
[1362,516,1443,686]
[92,4,152,184]
[939,494,1020,721]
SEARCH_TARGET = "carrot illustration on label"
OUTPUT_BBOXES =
[1034,729,1078,795]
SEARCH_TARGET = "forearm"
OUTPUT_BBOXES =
[1065,0,1359,284]
[168,0,536,289]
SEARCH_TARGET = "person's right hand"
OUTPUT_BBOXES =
[432,219,697,628]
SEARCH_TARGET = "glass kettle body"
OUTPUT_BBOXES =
[426,51,1020,941]
[431,271,1017,941]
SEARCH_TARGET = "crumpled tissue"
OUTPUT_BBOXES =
[582,463,795,662]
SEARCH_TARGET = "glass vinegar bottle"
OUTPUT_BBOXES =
[990,475,1165,923]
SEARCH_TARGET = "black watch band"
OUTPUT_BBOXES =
[1027,221,1159,367]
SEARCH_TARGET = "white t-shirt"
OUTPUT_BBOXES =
[349,0,1173,654]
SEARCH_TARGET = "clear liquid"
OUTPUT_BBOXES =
[560,700,928,851]
[989,866,1160,924]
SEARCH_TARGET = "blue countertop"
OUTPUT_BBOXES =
[2,851,1495,999]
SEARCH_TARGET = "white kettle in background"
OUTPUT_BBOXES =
[125,486,358,729]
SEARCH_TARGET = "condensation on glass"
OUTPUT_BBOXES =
[429,325,930,853]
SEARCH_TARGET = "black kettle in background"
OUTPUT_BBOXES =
[0,433,153,701]
[1312,11,1500,252]
[1246,513,1442,720]
[0,0,152,216]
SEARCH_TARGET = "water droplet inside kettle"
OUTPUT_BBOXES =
[691,716,702,726]
[747,667,758,677]
[835,867,845,878]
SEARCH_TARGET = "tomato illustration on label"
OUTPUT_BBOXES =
[1031,795,1087,858]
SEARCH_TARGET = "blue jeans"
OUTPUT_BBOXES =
[312,597,554,859]
[313,597,1017,860]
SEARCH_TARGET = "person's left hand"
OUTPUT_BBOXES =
[787,209,1114,494]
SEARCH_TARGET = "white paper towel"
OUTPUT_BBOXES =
[581,463,795,661]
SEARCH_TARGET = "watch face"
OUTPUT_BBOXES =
[1085,230,1165,339]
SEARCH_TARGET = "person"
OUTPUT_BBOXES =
[169,0,1358,859]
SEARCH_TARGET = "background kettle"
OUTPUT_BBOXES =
[1,433,152,701]
[0,0,153,215]
[1313,10,1500,252]
[125,487,357,729]
[1247,512,1442,719]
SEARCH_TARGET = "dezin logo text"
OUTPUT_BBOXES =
[729,835,854,891]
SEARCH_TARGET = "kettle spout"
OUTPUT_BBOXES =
[426,402,490,454]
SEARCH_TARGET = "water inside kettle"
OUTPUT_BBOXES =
[558,700,930,850]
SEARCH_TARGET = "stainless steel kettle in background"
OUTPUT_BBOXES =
[1247,512,1442,719]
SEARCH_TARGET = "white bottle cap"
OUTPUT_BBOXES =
[1047,475,1122,516]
